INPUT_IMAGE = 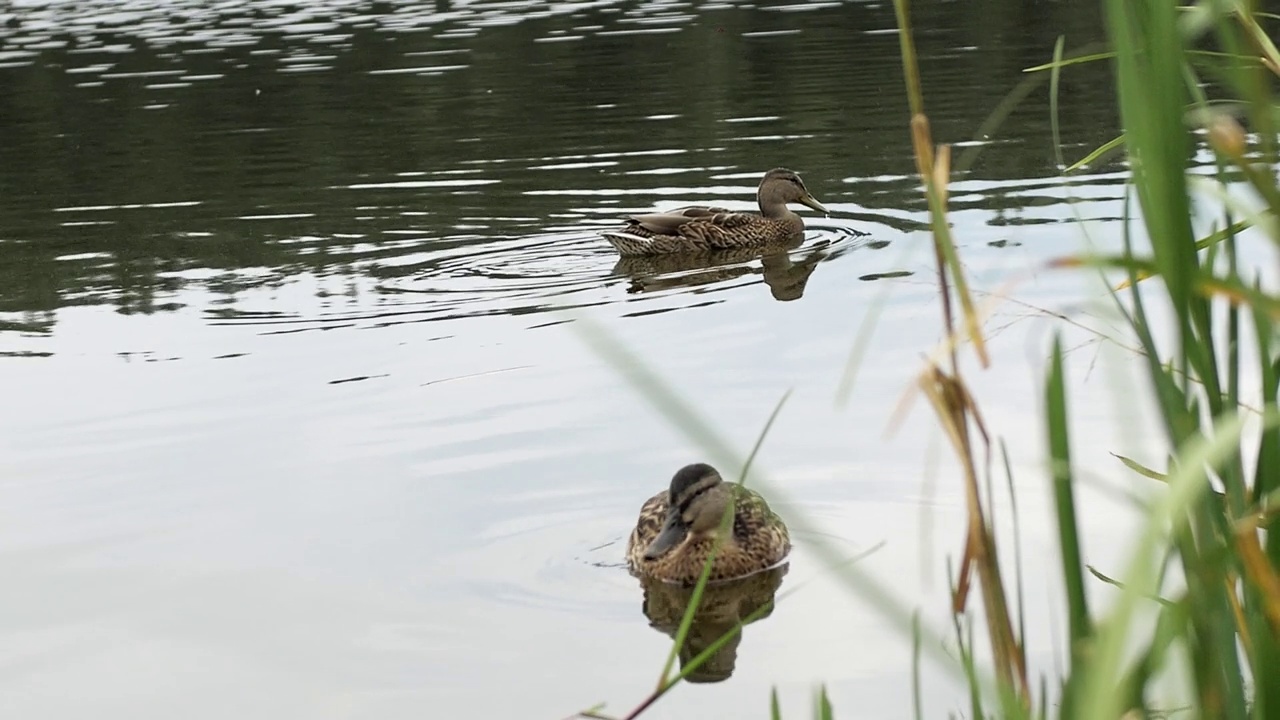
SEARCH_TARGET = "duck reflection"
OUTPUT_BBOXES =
[613,237,829,302]
[636,565,788,683]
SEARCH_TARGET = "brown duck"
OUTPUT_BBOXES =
[602,168,829,256]
[626,463,791,585]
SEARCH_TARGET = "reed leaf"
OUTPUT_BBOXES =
[1044,335,1091,718]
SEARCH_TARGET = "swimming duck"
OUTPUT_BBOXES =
[627,463,791,585]
[602,168,829,256]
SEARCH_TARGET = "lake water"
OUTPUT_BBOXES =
[0,1,1184,718]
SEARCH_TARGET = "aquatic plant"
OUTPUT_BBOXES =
[572,0,1280,717]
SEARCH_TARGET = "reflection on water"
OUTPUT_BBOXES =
[0,0,1121,338]
[859,270,915,282]
[616,235,857,303]
[637,566,788,684]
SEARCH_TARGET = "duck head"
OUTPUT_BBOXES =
[643,463,734,561]
[757,168,828,216]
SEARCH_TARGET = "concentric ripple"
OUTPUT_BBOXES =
[206,215,883,332]
[431,501,641,621]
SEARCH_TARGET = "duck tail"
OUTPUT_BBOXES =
[602,231,654,257]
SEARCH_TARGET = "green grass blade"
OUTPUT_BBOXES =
[1252,298,1280,511]
[1045,335,1090,716]
[573,702,613,720]
[657,542,718,688]
[835,279,893,408]
[1195,220,1253,252]
[999,441,1028,680]
[954,70,1047,175]
[1046,338,1090,632]
[1079,409,1276,720]
[911,612,923,720]
[740,389,791,487]
[815,686,833,720]
[1023,49,1115,72]
[1049,36,1066,171]
[891,0,923,117]
[954,614,984,720]
[574,317,743,470]
[1064,135,1124,173]
[1112,453,1168,482]
[1105,0,1197,342]
[668,593,775,687]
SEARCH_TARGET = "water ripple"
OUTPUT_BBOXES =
[205,216,880,332]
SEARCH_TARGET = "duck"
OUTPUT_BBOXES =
[602,168,829,256]
[626,463,791,585]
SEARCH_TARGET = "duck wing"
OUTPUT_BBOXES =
[628,205,754,236]
[630,490,669,548]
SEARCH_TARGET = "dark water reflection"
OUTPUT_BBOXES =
[638,566,788,683]
[0,0,1119,335]
[615,240,835,304]
[0,2,1144,719]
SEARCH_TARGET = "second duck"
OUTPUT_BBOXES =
[602,168,828,256]
[627,463,791,585]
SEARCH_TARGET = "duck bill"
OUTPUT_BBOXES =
[798,194,829,215]
[643,512,688,560]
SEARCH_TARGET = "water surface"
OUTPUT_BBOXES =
[0,2,1174,718]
